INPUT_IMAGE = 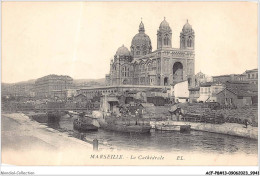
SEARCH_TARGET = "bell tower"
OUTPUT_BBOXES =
[180,20,195,50]
[157,17,172,49]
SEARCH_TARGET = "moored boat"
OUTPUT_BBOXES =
[98,117,151,133]
[155,123,191,132]
[73,118,98,131]
[73,113,98,131]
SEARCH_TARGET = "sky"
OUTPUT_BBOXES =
[2,2,258,83]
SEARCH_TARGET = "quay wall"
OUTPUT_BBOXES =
[2,113,111,152]
[152,121,258,139]
[145,105,257,124]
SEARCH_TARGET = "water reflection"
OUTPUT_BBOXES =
[38,114,257,155]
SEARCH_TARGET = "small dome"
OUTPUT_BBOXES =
[116,45,130,56]
[183,20,192,30]
[159,17,171,30]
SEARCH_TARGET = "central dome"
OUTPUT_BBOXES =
[116,45,130,56]
[131,33,151,46]
[131,20,152,57]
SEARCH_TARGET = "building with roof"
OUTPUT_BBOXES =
[197,82,213,102]
[216,83,257,107]
[196,82,225,102]
[194,71,212,86]
[173,80,189,103]
[212,69,258,85]
[77,85,170,100]
[35,74,73,98]
[244,68,258,84]
[212,74,247,83]
[194,80,257,107]
[105,18,195,87]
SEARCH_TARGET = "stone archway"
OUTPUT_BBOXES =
[173,62,183,82]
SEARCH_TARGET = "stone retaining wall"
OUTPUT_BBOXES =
[152,121,258,139]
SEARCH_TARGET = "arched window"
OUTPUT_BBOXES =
[188,36,192,47]
[181,37,185,47]
[164,37,167,45]
[121,67,124,77]
[142,64,145,72]
[122,66,128,77]
[158,37,162,46]
[152,60,156,70]
[148,63,152,71]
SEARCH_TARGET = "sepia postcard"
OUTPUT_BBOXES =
[1,1,259,174]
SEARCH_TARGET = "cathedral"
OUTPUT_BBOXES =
[105,18,195,87]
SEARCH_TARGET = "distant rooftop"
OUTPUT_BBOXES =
[188,87,200,91]
[78,85,171,90]
[244,68,258,73]
[225,81,250,84]
[212,74,245,78]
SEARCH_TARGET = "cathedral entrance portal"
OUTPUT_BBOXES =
[173,62,183,83]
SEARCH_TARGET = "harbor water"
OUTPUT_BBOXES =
[39,114,257,155]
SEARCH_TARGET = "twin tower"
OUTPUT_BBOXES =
[130,18,195,58]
